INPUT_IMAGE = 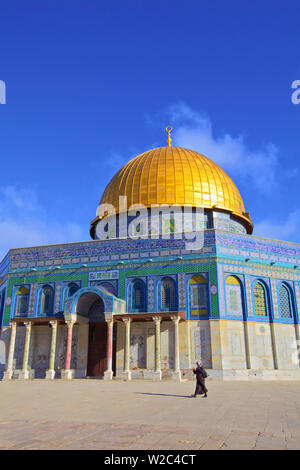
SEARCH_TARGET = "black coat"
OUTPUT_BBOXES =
[193,366,208,394]
[193,366,206,381]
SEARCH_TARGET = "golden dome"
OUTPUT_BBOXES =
[91,146,253,235]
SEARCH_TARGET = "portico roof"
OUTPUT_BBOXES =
[113,311,186,322]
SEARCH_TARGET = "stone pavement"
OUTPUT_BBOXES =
[0,378,299,450]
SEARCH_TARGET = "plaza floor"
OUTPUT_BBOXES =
[0,378,299,450]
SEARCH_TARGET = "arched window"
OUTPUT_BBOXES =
[66,283,79,298]
[253,281,268,317]
[225,276,244,316]
[189,275,208,314]
[278,283,293,319]
[160,277,177,311]
[97,282,116,296]
[40,285,54,315]
[130,279,146,312]
[15,287,29,316]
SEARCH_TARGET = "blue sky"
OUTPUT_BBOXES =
[0,0,299,258]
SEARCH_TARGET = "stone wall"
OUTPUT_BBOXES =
[115,318,300,380]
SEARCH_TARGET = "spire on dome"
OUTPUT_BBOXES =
[166,126,172,147]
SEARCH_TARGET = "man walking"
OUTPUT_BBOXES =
[192,360,208,398]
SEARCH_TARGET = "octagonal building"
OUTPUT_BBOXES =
[0,135,299,381]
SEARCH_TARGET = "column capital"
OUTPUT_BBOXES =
[122,317,131,324]
[23,321,32,330]
[152,316,161,324]
[65,320,75,328]
[49,320,58,328]
[170,315,180,323]
[106,318,114,326]
[9,322,17,329]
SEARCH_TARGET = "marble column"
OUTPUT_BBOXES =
[46,320,58,380]
[3,322,17,380]
[171,316,182,381]
[61,320,75,380]
[104,319,114,380]
[121,318,131,380]
[153,316,162,380]
[19,321,32,380]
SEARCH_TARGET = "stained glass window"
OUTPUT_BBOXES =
[161,278,177,311]
[192,285,204,306]
[189,275,207,313]
[278,284,293,319]
[225,276,243,316]
[253,282,268,317]
[131,279,146,312]
[190,285,206,308]
[15,287,29,316]
[229,290,238,311]
[41,286,54,315]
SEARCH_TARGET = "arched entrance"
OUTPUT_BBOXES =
[76,292,109,378]
[65,286,125,379]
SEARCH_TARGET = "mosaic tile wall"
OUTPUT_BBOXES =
[245,278,253,316]
[219,260,300,323]
[216,231,300,266]
[2,231,218,271]
[271,279,280,319]
[1,227,299,326]
[0,254,10,281]
[147,277,155,312]
[28,284,36,317]
[118,262,218,318]
[178,273,186,309]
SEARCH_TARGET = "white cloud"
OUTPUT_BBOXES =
[146,103,300,243]
[0,186,86,260]
[158,102,279,194]
[254,209,300,243]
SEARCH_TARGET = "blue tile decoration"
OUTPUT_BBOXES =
[1,228,299,326]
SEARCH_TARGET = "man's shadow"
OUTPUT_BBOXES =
[135,392,193,399]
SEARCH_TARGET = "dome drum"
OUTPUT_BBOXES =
[90,207,252,240]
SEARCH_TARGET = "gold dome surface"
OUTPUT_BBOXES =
[94,146,252,234]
